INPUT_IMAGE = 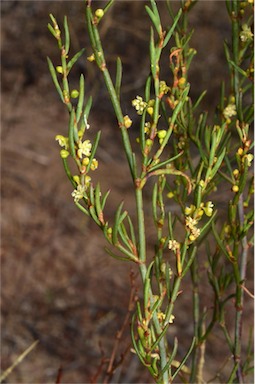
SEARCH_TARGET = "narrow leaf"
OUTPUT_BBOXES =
[47,57,64,102]
[64,16,70,55]
[67,48,85,73]
[163,8,182,47]
[76,74,85,123]
[68,108,76,157]
[115,57,122,101]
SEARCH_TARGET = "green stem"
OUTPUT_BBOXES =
[136,187,169,383]
[85,2,134,178]
[231,0,241,117]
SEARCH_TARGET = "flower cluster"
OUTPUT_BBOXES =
[132,96,147,115]
[157,311,175,324]
[240,24,253,42]
[71,175,91,203]
[132,96,155,117]
[55,125,99,203]
[159,80,170,96]
[168,240,180,252]
[223,103,236,123]
[185,216,200,242]
[185,202,214,218]
[184,201,214,242]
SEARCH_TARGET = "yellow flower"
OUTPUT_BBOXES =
[185,204,196,216]
[203,201,214,217]
[186,216,200,241]
[84,175,91,186]
[123,115,132,128]
[167,191,174,199]
[223,104,237,119]
[132,96,147,115]
[168,240,180,252]
[87,54,95,62]
[77,140,92,159]
[90,158,98,171]
[157,312,166,322]
[159,80,170,95]
[144,122,151,134]
[240,24,253,42]
[71,184,86,203]
[55,135,69,150]
[244,153,254,167]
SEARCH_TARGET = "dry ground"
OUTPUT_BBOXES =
[1,1,253,383]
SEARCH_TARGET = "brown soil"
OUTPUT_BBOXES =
[1,2,253,384]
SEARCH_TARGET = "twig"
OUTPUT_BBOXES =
[103,269,138,383]
[0,340,39,383]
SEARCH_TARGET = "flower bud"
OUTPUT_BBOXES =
[56,66,63,74]
[157,130,167,139]
[232,185,239,193]
[95,8,104,19]
[71,89,79,98]
[60,149,69,159]
[123,115,132,128]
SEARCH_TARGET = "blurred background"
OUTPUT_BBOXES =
[1,1,253,383]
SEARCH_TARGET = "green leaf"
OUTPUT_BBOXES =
[192,90,207,111]
[115,57,122,101]
[209,148,226,180]
[158,338,178,380]
[68,108,76,157]
[131,314,147,365]
[105,247,133,262]
[48,23,57,39]
[64,16,70,55]
[212,222,230,259]
[127,215,137,248]
[163,8,182,48]
[103,0,114,14]
[145,4,161,36]
[95,183,104,224]
[112,202,125,245]
[172,337,196,380]
[62,158,76,187]
[67,48,86,73]
[75,201,89,216]
[228,60,248,78]
[101,190,110,211]
[47,57,64,102]
[84,95,93,119]
[76,74,85,123]
[86,130,101,172]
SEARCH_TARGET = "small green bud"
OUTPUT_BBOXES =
[73,175,80,184]
[145,139,153,147]
[56,66,63,74]
[71,89,79,98]
[95,8,104,19]
[60,149,69,159]
[157,130,167,139]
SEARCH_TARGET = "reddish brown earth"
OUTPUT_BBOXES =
[1,2,253,383]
